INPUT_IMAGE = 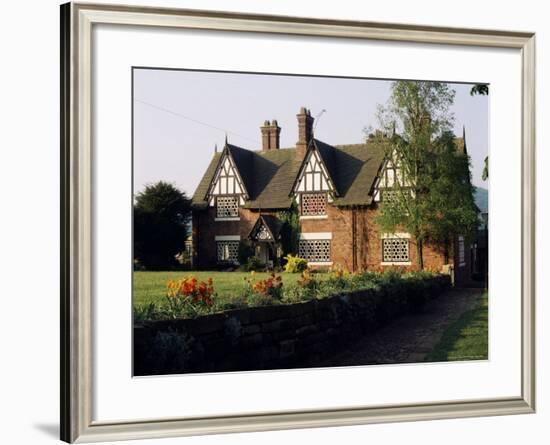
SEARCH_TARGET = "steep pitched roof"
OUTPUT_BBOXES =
[192,138,391,209]
[226,143,254,193]
[248,214,283,241]
[191,152,221,209]
[331,142,387,206]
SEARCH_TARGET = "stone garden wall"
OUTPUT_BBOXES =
[134,275,450,375]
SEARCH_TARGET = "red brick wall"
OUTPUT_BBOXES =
[300,204,449,273]
[193,207,277,269]
[360,204,450,273]
[193,203,452,273]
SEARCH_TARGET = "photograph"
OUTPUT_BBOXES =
[132,69,489,376]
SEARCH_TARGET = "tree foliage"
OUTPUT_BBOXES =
[278,198,301,257]
[134,181,191,270]
[375,81,477,268]
[423,131,479,261]
[482,156,489,181]
[470,84,489,96]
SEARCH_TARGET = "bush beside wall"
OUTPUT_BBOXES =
[134,275,450,375]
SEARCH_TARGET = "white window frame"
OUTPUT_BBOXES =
[299,192,328,219]
[215,195,240,221]
[298,233,332,265]
[215,235,240,264]
[381,232,411,266]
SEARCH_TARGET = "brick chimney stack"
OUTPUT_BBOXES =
[260,120,281,151]
[296,107,314,159]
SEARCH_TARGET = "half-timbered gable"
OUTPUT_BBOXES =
[206,144,250,219]
[293,146,336,195]
[373,148,413,202]
[292,143,338,216]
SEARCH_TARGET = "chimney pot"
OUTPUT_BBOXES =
[261,119,281,151]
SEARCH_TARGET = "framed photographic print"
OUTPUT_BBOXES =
[60,2,535,443]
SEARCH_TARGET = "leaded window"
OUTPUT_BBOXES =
[301,193,327,216]
[216,196,239,218]
[298,239,331,263]
[382,190,399,202]
[216,241,239,263]
[382,238,410,263]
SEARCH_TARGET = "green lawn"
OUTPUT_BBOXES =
[425,292,488,362]
[133,271,308,306]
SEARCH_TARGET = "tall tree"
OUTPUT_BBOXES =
[375,80,466,269]
[423,131,479,262]
[134,181,191,270]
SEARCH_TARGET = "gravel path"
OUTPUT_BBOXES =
[314,288,484,367]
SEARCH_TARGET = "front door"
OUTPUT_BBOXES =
[255,243,273,266]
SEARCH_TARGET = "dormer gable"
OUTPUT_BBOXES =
[292,142,337,197]
[206,144,249,207]
[373,148,413,202]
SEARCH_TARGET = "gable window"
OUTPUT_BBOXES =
[301,193,327,216]
[382,190,399,202]
[381,234,410,264]
[216,240,239,263]
[216,196,239,219]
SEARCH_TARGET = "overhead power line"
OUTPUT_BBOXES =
[134,98,261,145]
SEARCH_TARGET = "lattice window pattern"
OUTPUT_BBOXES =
[299,239,331,263]
[382,238,410,263]
[216,196,239,218]
[256,224,271,241]
[216,241,239,263]
[301,193,327,216]
[382,190,399,202]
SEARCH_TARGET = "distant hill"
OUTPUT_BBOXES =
[474,187,488,213]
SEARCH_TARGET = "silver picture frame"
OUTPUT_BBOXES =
[60,2,536,442]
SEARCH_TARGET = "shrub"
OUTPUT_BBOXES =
[325,266,350,290]
[243,256,263,272]
[281,270,320,303]
[283,254,308,273]
[247,292,282,307]
[237,240,255,265]
[213,294,248,312]
[133,302,157,322]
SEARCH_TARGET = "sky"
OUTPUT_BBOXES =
[133,69,489,196]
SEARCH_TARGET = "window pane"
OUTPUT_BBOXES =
[301,193,327,216]
[382,238,410,262]
[216,241,239,263]
[216,196,239,218]
[298,240,331,262]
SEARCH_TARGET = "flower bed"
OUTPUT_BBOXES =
[134,269,446,322]
[134,272,451,375]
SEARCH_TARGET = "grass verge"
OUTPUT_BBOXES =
[425,292,488,362]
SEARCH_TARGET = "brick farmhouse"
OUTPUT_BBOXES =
[191,107,478,284]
